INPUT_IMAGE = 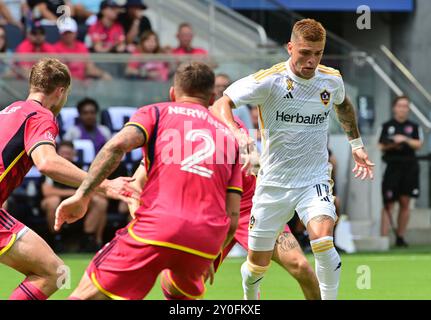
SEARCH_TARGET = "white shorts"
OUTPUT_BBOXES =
[248,182,337,251]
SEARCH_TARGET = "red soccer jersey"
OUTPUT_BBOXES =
[0,100,58,204]
[125,102,243,259]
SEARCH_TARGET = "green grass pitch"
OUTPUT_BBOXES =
[1,246,431,300]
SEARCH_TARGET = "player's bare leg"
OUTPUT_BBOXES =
[272,232,321,300]
[41,196,61,234]
[241,250,273,300]
[0,229,64,299]
[69,272,110,300]
[381,202,395,236]
[84,195,108,245]
[306,215,340,300]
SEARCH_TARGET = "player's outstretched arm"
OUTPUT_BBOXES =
[128,162,148,218]
[334,96,375,180]
[32,144,89,188]
[32,144,140,201]
[54,126,146,231]
[223,192,241,249]
[212,96,237,130]
[212,96,255,173]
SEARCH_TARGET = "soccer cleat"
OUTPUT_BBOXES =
[395,236,409,248]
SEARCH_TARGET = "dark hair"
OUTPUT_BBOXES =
[392,95,410,107]
[57,140,74,150]
[77,97,100,114]
[0,26,7,53]
[174,62,215,100]
[139,30,161,53]
[30,58,71,94]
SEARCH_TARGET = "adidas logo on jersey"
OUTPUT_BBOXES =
[276,110,330,125]
[283,92,294,99]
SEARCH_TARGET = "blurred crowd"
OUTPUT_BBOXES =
[0,0,209,81]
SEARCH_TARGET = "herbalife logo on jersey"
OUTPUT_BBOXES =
[276,110,331,125]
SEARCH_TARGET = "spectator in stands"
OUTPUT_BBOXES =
[379,95,423,247]
[0,25,5,51]
[87,0,126,53]
[15,25,55,76]
[27,0,66,23]
[118,0,151,51]
[172,22,207,55]
[214,73,253,129]
[63,97,111,153]
[125,30,170,81]
[0,25,13,76]
[54,17,111,80]
[70,0,100,26]
[0,0,24,29]
[41,141,108,252]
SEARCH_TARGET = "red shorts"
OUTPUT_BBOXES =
[86,224,213,300]
[0,208,26,257]
[213,211,291,271]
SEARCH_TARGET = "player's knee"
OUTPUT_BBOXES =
[42,254,65,280]
[291,258,314,282]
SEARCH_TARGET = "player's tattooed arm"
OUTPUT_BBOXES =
[334,96,361,140]
[78,126,146,197]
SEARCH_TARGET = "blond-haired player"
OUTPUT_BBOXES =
[212,19,374,300]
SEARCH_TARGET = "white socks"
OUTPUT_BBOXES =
[310,236,341,300]
[240,259,269,300]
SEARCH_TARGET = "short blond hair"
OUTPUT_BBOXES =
[292,18,326,42]
[29,58,71,95]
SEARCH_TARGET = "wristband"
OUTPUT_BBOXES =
[349,137,364,150]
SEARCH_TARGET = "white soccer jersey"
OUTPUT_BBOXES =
[225,59,346,188]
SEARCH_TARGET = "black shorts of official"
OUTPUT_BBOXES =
[382,162,420,204]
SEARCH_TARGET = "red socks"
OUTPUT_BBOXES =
[9,279,48,300]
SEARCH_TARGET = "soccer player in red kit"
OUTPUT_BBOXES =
[0,58,138,300]
[55,62,243,300]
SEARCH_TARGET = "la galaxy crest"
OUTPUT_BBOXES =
[249,215,256,230]
[320,89,331,106]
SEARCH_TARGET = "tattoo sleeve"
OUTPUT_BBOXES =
[334,96,360,140]
[276,232,299,252]
[78,126,146,197]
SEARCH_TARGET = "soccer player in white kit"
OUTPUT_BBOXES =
[212,19,375,300]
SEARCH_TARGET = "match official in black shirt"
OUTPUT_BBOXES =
[378,95,423,247]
